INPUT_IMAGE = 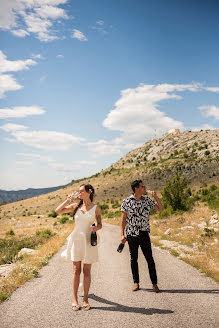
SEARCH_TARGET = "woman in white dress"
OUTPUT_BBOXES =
[55,184,102,311]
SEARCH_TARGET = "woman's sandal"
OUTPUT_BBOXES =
[72,303,80,311]
[82,303,91,311]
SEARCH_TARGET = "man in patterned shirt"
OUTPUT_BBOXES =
[121,180,163,292]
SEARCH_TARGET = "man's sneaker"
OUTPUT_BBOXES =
[152,284,160,293]
[131,283,140,291]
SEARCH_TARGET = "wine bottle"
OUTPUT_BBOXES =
[91,223,97,246]
[117,243,125,253]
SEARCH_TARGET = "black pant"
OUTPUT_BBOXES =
[127,231,157,285]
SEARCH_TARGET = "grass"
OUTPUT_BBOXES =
[105,202,219,283]
[0,225,73,303]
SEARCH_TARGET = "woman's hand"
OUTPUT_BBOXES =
[90,224,98,232]
[67,192,78,203]
[121,235,127,244]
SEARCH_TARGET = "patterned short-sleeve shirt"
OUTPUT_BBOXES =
[121,194,156,237]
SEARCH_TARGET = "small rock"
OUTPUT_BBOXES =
[209,218,219,225]
[180,226,194,230]
[211,213,218,220]
[18,248,38,257]
[198,222,207,229]
[0,264,17,278]
[164,228,173,235]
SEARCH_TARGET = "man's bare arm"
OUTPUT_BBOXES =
[121,211,127,243]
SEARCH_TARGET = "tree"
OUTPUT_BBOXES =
[161,173,191,212]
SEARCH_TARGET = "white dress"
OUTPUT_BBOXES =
[61,205,99,264]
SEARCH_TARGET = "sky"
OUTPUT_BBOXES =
[0,0,219,190]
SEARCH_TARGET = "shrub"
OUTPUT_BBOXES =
[205,150,210,156]
[59,217,69,224]
[6,229,15,236]
[0,231,54,265]
[48,210,57,218]
[161,174,193,212]
[35,229,52,237]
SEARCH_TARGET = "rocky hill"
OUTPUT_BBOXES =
[104,129,219,190]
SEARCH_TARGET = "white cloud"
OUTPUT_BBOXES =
[0,0,68,42]
[205,87,219,93]
[0,51,38,98]
[0,106,45,119]
[72,29,88,41]
[2,126,86,151]
[11,29,30,37]
[191,124,215,131]
[88,139,121,157]
[0,123,27,132]
[0,73,22,98]
[0,50,36,73]
[32,54,44,59]
[56,54,64,58]
[198,105,219,120]
[103,83,187,145]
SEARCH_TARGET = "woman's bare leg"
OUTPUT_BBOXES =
[72,261,81,304]
[83,263,91,304]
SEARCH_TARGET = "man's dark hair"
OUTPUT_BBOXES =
[131,180,142,193]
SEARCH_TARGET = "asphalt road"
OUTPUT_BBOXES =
[0,223,218,328]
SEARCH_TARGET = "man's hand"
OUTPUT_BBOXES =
[121,235,126,244]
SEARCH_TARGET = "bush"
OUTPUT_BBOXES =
[59,217,69,224]
[6,229,15,236]
[0,231,54,265]
[48,210,57,218]
[198,185,219,210]
[161,174,193,212]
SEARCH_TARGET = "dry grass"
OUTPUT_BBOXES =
[0,225,73,303]
[104,203,219,283]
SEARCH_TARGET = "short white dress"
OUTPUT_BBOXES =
[61,205,99,264]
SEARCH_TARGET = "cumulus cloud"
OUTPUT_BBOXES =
[11,29,30,37]
[0,50,36,73]
[88,139,121,157]
[0,0,68,42]
[0,51,38,98]
[0,73,22,98]
[198,105,219,120]
[0,123,27,132]
[1,125,85,151]
[103,83,187,145]
[72,29,88,41]
[0,106,45,119]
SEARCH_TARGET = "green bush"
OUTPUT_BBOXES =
[59,217,69,224]
[198,185,219,210]
[161,174,193,212]
[48,210,57,218]
[0,231,54,265]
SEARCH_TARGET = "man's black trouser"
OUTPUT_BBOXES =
[127,231,157,285]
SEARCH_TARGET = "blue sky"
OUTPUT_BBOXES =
[0,0,219,190]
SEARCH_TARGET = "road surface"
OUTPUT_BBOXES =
[0,223,218,328]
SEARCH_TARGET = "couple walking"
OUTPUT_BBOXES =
[55,179,163,311]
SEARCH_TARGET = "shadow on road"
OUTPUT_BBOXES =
[141,288,219,294]
[88,294,174,315]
